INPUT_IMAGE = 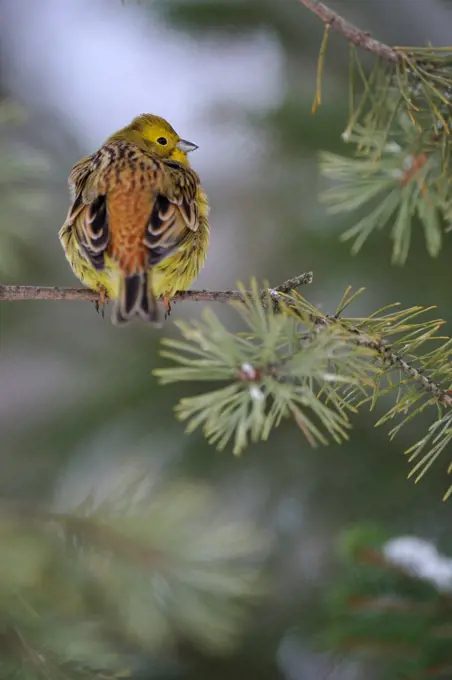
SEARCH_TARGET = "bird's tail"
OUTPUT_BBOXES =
[112,271,160,325]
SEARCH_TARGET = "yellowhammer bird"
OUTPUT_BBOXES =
[59,114,210,325]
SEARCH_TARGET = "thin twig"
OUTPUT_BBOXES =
[0,272,314,303]
[298,0,399,63]
[313,315,452,408]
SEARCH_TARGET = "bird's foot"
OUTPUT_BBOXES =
[95,286,108,318]
[163,294,172,321]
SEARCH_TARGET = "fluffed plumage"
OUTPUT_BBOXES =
[59,113,210,325]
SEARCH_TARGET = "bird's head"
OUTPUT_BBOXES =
[113,114,198,165]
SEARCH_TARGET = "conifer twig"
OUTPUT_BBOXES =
[0,272,314,303]
[312,315,452,408]
[298,0,399,63]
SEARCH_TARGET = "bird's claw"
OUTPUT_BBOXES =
[163,294,172,321]
[95,286,108,318]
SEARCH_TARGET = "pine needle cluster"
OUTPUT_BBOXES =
[155,280,452,498]
[318,45,452,263]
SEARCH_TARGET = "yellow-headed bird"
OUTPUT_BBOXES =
[59,114,210,325]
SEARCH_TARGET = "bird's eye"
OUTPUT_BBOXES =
[157,137,168,145]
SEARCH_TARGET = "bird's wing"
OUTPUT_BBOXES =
[63,149,113,271]
[68,153,96,203]
[144,159,201,267]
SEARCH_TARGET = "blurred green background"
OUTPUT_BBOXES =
[1,1,452,678]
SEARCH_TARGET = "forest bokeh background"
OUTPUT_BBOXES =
[1,1,452,678]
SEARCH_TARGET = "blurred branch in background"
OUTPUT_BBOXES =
[0,470,268,679]
[324,524,452,680]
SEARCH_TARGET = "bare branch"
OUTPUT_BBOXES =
[0,272,314,304]
[0,285,100,302]
[298,0,399,63]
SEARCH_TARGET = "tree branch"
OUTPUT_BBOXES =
[313,315,452,408]
[0,272,314,304]
[4,272,448,408]
[298,0,399,63]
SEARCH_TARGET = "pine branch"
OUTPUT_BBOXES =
[155,283,452,495]
[0,272,313,304]
[155,281,375,454]
[311,312,452,408]
[298,0,398,62]
[304,292,452,496]
[300,3,452,263]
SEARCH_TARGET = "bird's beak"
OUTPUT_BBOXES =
[176,139,198,153]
